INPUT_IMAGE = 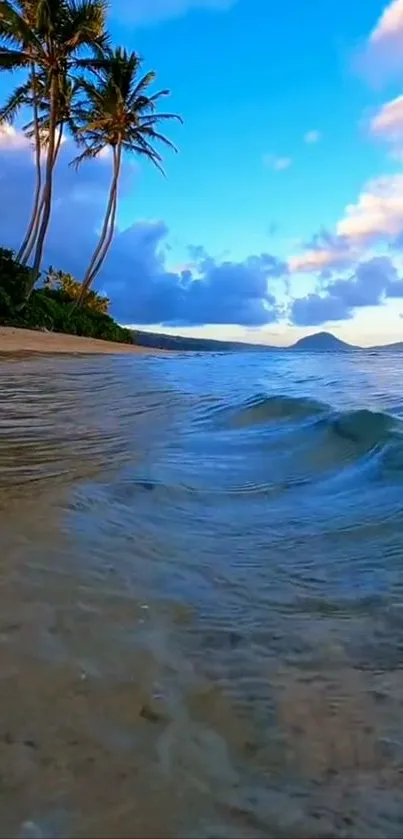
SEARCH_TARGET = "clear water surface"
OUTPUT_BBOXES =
[1,349,403,838]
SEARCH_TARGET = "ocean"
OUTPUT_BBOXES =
[1,348,403,838]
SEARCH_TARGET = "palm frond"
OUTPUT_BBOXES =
[72,73,104,102]
[124,140,166,175]
[72,46,181,167]
[136,125,179,153]
[0,46,30,70]
[0,29,24,49]
[61,0,108,52]
[74,53,109,71]
[130,70,156,99]
[142,112,183,124]
[70,141,104,168]
[0,0,41,50]
[0,78,32,122]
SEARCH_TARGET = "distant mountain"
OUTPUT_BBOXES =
[131,329,402,353]
[371,341,403,352]
[291,332,356,352]
[131,330,272,352]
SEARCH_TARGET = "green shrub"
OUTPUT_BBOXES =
[44,268,110,315]
[0,248,32,317]
[0,250,133,345]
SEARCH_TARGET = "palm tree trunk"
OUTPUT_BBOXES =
[77,143,121,306]
[29,76,58,290]
[23,123,63,266]
[81,145,120,286]
[17,62,42,264]
[87,173,118,284]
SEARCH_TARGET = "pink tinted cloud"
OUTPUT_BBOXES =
[337,174,403,242]
[371,94,403,141]
[289,246,354,274]
[290,174,403,272]
[369,0,403,47]
[359,0,403,79]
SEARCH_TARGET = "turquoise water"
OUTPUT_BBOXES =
[1,349,403,838]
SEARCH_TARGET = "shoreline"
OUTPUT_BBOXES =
[0,326,168,356]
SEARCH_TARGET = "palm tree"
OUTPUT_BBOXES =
[71,47,181,305]
[0,0,109,287]
[0,0,44,264]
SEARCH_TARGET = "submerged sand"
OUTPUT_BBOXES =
[0,326,164,355]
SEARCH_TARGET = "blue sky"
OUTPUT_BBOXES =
[1,0,403,344]
[114,0,386,256]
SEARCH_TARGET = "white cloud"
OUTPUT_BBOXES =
[110,0,236,24]
[290,174,403,272]
[0,123,29,151]
[337,174,403,242]
[304,130,322,144]
[263,153,292,171]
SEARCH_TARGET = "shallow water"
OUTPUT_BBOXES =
[1,349,403,838]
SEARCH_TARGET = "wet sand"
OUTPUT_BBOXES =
[0,327,165,355]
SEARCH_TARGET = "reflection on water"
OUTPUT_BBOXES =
[1,351,403,838]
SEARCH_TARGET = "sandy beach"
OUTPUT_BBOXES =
[0,326,164,355]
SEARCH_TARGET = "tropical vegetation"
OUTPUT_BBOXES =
[0,247,132,341]
[0,0,180,341]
